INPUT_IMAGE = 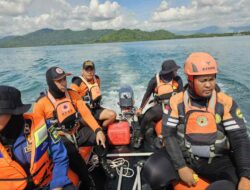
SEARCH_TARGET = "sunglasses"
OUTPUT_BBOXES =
[84,67,94,71]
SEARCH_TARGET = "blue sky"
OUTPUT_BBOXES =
[69,0,191,20]
[0,0,249,37]
[111,0,162,20]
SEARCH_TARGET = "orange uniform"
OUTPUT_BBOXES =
[70,75,101,98]
[0,114,52,190]
[33,89,101,133]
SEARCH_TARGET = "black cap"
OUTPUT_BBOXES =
[83,60,95,70]
[0,86,31,115]
[159,60,180,75]
[46,66,71,81]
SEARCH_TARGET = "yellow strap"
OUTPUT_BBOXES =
[47,91,56,105]
[156,73,160,86]
[79,76,98,90]
[47,90,70,108]
[183,90,190,113]
[208,90,216,114]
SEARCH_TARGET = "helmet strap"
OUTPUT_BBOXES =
[187,75,194,90]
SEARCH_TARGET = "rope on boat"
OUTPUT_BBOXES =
[88,155,134,178]
[108,158,134,178]
[88,155,99,172]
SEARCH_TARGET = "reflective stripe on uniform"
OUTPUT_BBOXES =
[34,124,48,148]
[223,119,240,131]
[168,118,179,123]
[223,120,236,126]
[166,122,177,127]
[225,125,240,131]
[177,131,184,138]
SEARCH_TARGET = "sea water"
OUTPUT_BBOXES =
[0,35,249,124]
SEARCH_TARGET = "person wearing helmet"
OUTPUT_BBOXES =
[70,60,116,128]
[0,86,74,190]
[135,60,183,147]
[33,67,115,190]
[142,52,250,190]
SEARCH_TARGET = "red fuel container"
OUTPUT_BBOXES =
[107,121,130,145]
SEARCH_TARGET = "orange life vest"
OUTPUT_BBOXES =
[180,90,229,162]
[174,177,209,190]
[0,113,53,190]
[47,91,80,132]
[154,73,178,102]
[79,76,102,108]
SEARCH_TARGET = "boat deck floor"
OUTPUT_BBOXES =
[90,145,153,190]
[89,144,173,190]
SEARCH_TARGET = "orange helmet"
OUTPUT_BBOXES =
[184,52,218,76]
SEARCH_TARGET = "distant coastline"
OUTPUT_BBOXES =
[0,28,249,48]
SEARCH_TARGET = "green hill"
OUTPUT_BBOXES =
[0,28,249,48]
[96,29,176,42]
[0,28,176,48]
[0,28,113,48]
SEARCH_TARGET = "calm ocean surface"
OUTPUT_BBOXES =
[0,36,250,123]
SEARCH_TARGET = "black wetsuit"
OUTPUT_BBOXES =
[142,87,250,189]
[139,75,183,133]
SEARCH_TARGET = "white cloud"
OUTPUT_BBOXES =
[156,0,169,12]
[0,0,250,37]
[146,0,250,31]
[89,0,120,20]
[0,0,138,37]
[0,0,32,16]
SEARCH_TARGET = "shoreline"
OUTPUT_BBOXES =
[0,32,249,49]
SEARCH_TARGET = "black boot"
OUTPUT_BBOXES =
[144,127,157,151]
[88,175,96,190]
[93,145,116,179]
[99,157,116,179]
[79,175,96,190]
[131,121,143,149]
[153,136,163,149]
[132,129,143,149]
